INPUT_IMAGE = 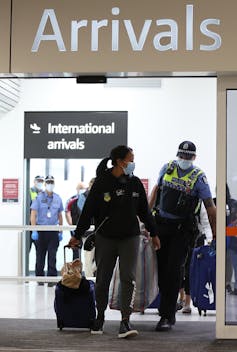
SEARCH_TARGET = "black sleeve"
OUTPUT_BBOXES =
[136,178,158,237]
[74,181,99,239]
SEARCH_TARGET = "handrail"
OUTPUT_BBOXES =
[0,276,96,282]
[0,276,61,282]
[0,225,95,279]
[0,225,76,231]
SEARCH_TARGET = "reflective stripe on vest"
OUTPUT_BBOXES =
[30,188,37,201]
[163,160,203,194]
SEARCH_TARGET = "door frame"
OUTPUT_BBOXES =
[216,76,237,338]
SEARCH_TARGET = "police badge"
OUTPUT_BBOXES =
[104,192,111,202]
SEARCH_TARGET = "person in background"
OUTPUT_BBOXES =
[29,175,45,252]
[149,141,216,332]
[222,185,237,294]
[65,182,87,260]
[30,175,64,286]
[65,178,96,276]
[69,145,160,338]
[176,205,205,314]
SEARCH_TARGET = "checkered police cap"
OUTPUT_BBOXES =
[176,141,196,160]
[45,175,55,182]
[34,175,44,181]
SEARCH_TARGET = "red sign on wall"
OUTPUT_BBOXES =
[2,179,19,203]
[141,178,149,196]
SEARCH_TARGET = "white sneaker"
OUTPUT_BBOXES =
[90,318,104,335]
[118,320,138,338]
[182,305,192,314]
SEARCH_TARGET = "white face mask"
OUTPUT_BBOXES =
[177,159,193,170]
[46,184,55,193]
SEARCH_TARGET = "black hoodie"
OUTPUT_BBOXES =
[74,169,158,239]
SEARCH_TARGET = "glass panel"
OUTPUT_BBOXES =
[27,158,100,276]
[226,90,237,324]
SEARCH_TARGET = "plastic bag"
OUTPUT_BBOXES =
[61,258,83,289]
[109,235,158,312]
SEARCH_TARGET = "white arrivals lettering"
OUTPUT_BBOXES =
[153,19,178,51]
[47,138,85,150]
[47,122,115,134]
[32,9,66,52]
[200,18,221,51]
[31,5,222,53]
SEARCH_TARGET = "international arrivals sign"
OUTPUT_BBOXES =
[1,0,237,74]
[24,111,127,158]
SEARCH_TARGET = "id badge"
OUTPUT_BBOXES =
[47,210,51,218]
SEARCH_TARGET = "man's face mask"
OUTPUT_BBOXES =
[36,182,44,191]
[45,184,55,192]
[123,161,135,176]
[177,158,193,170]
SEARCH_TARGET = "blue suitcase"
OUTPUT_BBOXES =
[147,293,160,309]
[189,242,216,316]
[54,278,96,330]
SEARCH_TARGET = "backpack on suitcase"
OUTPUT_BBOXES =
[189,241,216,316]
[54,246,96,330]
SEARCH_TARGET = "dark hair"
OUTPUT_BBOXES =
[226,184,231,203]
[96,145,132,177]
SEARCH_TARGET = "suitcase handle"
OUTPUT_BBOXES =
[63,245,80,264]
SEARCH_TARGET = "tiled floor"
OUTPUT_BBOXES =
[0,281,216,323]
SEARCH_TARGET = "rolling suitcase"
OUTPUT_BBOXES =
[189,241,216,316]
[54,246,96,330]
[147,293,160,310]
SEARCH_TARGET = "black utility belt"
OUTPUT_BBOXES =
[157,215,186,225]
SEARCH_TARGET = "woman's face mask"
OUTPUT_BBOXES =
[177,158,193,170]
[45,184,55,192]
[123,161,135,176]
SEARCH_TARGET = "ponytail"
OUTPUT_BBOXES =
[96,145,132,177]
[96,157,111,177]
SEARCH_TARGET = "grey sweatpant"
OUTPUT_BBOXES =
[95,233,140,319]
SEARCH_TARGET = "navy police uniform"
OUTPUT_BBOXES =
[31,178,63,277]
[154,141,212,330]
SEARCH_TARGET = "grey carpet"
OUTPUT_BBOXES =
[0,319,236,352]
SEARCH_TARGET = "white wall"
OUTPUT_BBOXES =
[0,77,217,275]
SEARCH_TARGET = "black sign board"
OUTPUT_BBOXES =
[24,111,127,158]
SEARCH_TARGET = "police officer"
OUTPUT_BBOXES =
[149,141,216,331]
[30,175,64,286]
[30,175,44,202]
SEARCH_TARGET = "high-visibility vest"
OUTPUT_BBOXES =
[160,160,203,217]
[30,187,38,201]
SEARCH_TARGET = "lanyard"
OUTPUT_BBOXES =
[44,195,53,209]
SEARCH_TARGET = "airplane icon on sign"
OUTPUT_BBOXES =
[30,123,41,134]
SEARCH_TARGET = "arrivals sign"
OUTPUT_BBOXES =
[24,111,127,159]
[8,0,237,74]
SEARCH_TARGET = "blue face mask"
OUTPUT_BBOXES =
[123,161,135,176]
[177,159,193,170]
[36,182,44,191]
